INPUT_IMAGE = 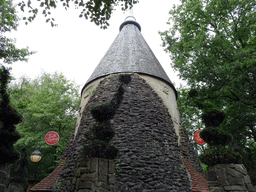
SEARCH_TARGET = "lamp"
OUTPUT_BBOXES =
[30,145,42,162]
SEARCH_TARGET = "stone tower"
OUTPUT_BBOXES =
[57,15,205,192]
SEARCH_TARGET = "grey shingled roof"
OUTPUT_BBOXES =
[82,19,177,97]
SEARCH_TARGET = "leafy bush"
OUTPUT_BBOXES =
[199,146,242,166]
[81,140,119,159]
[91,85,124,122]
[200,127,231,146]
[91,103,115,122]
[92,122,115,142]
[202,109,225,127]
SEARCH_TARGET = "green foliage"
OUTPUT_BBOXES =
[0,66,21,165]
[8,71,80,185]
[82,75,130,161]
[200,163,208,173]
[161,0,256,183]
[91,84,124,122]
[199,146,242,166]
[115,158,122,174]
[10,148,28,186]
[18,0,139,28]
[201,109,225,127]
[176,88,204,150]
[91,103,115,122]
[91,122,115,142]
[119,74,131,84]
[56,180,62,192]
[81,140,119,159]
[0,0,34,64]
[200,127,231,146]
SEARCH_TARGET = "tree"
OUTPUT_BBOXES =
[18,0,139,28]
[9,71,80,188]
[160,0,256,183]
[0,66,21,165]
[0,0,33,190]
[0,0,34,64]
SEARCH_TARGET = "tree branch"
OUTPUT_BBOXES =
[230,91,240,101]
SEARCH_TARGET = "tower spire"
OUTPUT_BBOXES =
[83,14,177,98]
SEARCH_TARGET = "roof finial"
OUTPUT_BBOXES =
[125,8,136,21]
[119,8,141,31]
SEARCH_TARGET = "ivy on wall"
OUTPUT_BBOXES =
[81,74,131,159]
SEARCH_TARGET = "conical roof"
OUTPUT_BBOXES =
[82,16,176,96]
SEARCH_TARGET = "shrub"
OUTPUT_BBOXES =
[81,140,119,159]
[91,121,115,142]
[202,109,225,127]
[91,103,115,122]
[81,75,131,161]
[200,127,231,146]
[199,146,242,166]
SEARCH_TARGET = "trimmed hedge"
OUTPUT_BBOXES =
[199,146,242,166]
[81,74,131,160]
[202,109,225,127]
[200,127,231,146]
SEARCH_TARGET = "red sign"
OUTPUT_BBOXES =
[194,130,206,145]
[45,131,59,145]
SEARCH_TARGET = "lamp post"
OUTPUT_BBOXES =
[30,145,42,163]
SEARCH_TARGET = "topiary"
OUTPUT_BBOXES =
[81,74,131,161]
[199,146,242,166]
[202,109,225,127]
[200,127,231,146]
[91,121,115,142]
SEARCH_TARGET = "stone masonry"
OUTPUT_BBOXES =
[58,73,192,191]
[71,158,117,192]
[208,164,254,192]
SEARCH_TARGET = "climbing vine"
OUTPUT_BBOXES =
[81,74,131,159]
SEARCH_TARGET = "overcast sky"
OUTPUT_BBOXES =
[7,0,185,93]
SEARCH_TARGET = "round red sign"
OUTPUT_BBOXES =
[45,131,59,145]
[194,130,206,145]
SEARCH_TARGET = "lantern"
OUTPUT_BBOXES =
[30,145,41,162]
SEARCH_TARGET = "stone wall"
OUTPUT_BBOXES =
[208,164,254,192]
[58,73,192,191]
[71,158,116,192]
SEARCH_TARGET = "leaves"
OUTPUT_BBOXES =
[18,0,139,28]
[0,66,21,165]
[161,0,256,183]
[9,71,80,184]
[0,0,34,64]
